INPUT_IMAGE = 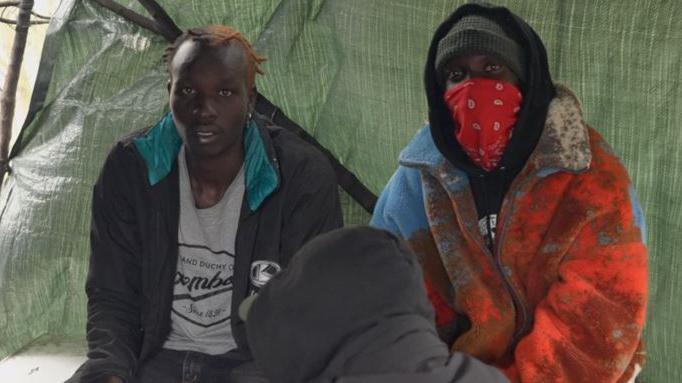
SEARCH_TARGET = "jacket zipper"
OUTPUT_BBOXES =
[494,211,529,352]
[469,170,532,352]
[497,166,580,348]
[494,170,546,351]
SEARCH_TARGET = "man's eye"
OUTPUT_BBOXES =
[181,87,194,95]
[447,70,465,82]
[218,89,232,97]
[485,64,502,72]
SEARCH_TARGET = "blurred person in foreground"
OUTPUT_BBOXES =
[240,226,509,383]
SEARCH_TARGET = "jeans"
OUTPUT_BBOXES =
[135,348,267,383]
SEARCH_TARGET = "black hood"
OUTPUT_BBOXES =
[245,227,438,383]
[425,3,556,175]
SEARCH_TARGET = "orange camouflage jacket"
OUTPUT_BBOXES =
[371,85,648,382]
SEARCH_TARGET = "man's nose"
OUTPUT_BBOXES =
[193,96,217,121]
[464,70,490,81]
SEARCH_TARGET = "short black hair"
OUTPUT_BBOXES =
[164,25,266,87]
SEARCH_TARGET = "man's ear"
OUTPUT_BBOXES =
[167,79,172,94]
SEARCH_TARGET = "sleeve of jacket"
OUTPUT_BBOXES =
[279,150,344,263]
[370,166,429,239]
[504,186,648,383]
[372,167,469,342]
[68,144,144,383]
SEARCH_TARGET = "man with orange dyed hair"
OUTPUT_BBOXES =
[69,26,342,383]
[371,3,648,382]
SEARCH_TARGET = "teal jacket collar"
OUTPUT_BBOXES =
[133,113,279,212]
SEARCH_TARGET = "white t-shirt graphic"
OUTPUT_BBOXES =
[163,147,244,355]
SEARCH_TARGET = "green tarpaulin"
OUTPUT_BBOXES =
[1,1,680,381]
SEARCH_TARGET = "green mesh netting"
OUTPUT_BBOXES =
[0,1,680,381]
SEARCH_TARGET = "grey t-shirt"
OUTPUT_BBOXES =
[163,146,245,355]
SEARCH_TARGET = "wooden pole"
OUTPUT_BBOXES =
[137,0,181,42]
[91,0,164,38]
[0,0,34,191]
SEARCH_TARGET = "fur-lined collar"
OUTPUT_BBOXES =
[530,84,591,173]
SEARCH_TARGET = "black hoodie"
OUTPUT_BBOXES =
[425,3,556,247]
[245,227,508,383]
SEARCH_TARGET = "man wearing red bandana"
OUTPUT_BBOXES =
[371,3,648,383]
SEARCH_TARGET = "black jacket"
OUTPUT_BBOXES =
[246,227,508,383]
[69,113,343,383]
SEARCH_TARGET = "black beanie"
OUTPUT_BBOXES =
[435,14,526,82]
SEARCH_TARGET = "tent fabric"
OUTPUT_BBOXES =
[0,1,680,381]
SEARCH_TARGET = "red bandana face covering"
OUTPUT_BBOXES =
[443,77,523,171]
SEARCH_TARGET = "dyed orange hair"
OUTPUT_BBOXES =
[164,25,266,87]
